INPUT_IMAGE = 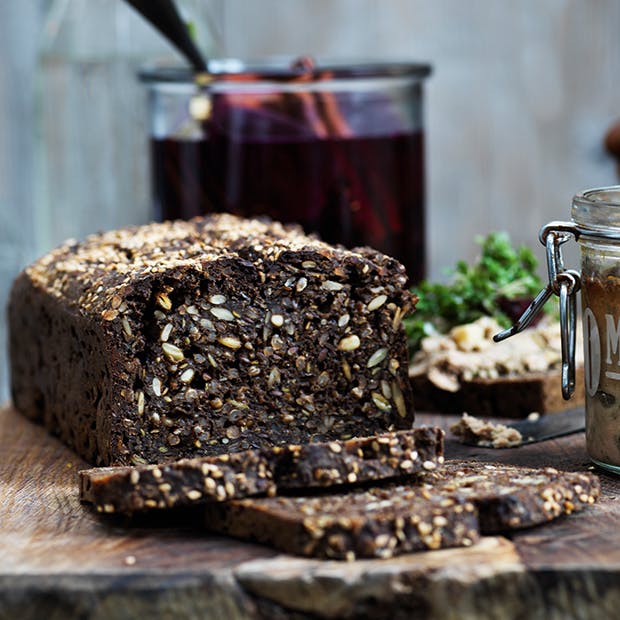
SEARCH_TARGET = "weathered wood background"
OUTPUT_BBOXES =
[1,0,620,401]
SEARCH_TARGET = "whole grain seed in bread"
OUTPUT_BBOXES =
[9,214,416,465]
[80,427,444,514]
[202,484,479,560]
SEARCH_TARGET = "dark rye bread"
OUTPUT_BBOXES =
[200,460,598,560]
[203,485,479,560]
[80,427,444,514]
[272,426,443,488]
[81,448,275,514]
[418,460,600,533]
[9,214,416,466]
[410,367,586,418]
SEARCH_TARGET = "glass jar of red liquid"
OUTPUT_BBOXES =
[140,59,431,282]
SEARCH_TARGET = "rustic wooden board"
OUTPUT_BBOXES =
[1,403,619,620]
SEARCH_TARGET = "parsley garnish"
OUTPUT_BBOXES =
[404,232,547,353]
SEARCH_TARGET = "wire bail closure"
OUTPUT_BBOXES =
[494,221,581,400]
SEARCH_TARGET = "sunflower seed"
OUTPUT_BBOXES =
[392,381,407,418]
[156,292,172,310]
[321,280,344,291]
[218,336,242,349]
[180,368,195,383]
[162,342,185,362]
[338,334,361,351]
[371,392,392,411]
[367,294,387,311]
[210,307,235,321]
[136,390,145,415]
[367,347,388,368]
[270,314,284,327]
[160,323,173,342]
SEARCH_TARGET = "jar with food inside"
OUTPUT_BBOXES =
[574,186,620,474]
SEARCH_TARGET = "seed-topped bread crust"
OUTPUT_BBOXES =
[9,214,416,465]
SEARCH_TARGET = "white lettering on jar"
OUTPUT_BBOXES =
[603,312,620,382]
[583,307,601,397]
[605,314,620,365]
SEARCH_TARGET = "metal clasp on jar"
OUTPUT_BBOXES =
[494,221,581,399]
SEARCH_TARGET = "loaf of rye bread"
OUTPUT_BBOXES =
[410,368,585,417]
[79,427,444,514]
[9,215,416,465]
[200,460,598,559]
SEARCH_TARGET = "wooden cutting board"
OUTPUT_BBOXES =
[1,403,619,620]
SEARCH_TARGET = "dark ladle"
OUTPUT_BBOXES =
[124,0,208,73]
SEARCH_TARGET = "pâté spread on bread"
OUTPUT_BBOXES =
[405,233,585,416]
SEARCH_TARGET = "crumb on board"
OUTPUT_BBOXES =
[450,413,523,448]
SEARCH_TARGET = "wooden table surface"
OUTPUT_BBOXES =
[1,403,619,620]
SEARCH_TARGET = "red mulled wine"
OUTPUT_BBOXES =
[142,61,431,282]
[151,130,425,281]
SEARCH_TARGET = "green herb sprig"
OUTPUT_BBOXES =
[404,232,548,353]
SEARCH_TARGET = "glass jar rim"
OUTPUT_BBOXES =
[574,186,620,208]
[138,58,432,85]
[572,185,620,234]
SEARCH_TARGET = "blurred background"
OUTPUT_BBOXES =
[1,0,620,402]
